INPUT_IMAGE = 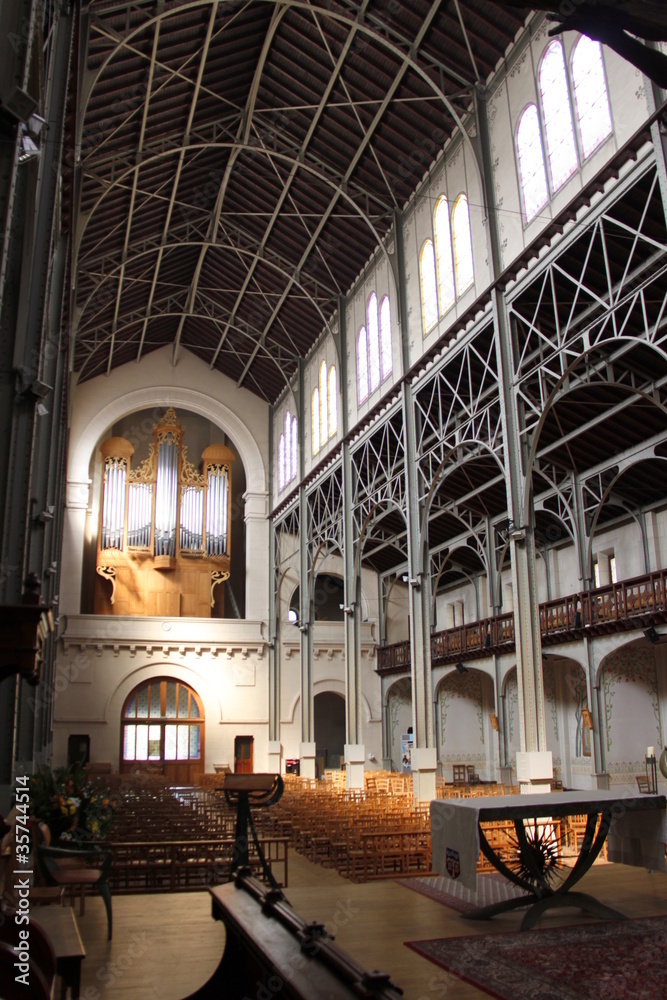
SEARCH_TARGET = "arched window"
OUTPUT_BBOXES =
[434,197,455,315]
[367,293,381,394]
[328,365,337,436]
[379,295,392,381]
[452,195,474,295]
[278,434,286,491]
[319,361,327,447]
[290,415,298,481]
[312,361,337,455]
[312,387,321,454]
[516,104,549,223]
[121,678,204,780]
[357,326,369,403]
[539,41,577,192]
[420,239,438,331]
[278,410,298,492]
[358,293,392,403]
[571,36,612,159]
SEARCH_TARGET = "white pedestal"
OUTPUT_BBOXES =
[266,740,281,775]
[591,772,610,790]
[344,744,366,791]
[411,747,437,803]
[299,741,317,781]
[516,750,553,794]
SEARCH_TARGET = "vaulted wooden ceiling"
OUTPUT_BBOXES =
[69,0,528,403]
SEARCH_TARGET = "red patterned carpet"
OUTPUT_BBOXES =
[405,916,667,1000]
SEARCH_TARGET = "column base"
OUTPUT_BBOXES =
[516,750,553,795]
[299,741,317,780]
[266,740,281,774]
[411,747,437,803]
[344,744,365,790]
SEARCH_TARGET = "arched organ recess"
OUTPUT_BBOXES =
[95,408,234,618]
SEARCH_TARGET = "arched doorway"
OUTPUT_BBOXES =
[314,692,345,774]
[120,677,204,785]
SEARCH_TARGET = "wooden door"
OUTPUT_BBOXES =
[234,736,253,773]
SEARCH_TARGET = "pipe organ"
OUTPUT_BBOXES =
[95,409,235,617]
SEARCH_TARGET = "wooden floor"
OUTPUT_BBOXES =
[52,854,667,1000]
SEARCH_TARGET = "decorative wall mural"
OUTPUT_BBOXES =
[387,678,412,769]
[601,648,661,753]
[439,670,484,745]
[542,660,559,740]
[506,671,518,743]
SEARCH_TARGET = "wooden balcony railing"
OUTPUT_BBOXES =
[376,569,667,676]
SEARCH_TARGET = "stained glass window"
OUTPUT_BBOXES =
[539,41,577,192]
[434,197,455,314]
[121,679,204,766]
[452,195,474,295]
[517,104,549,222]
[572,36,612,159]
[420,239,438,331]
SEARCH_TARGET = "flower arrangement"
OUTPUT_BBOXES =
[30,761,118,843]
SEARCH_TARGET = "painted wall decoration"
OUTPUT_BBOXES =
[601,647,661,753]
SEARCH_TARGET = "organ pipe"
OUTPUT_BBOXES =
[98,416,235,567]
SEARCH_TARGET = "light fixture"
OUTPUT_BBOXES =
[342,606,354,616]
[27,113,47,137]
[644,627,660,644]
[18,132,40,164]
[401,574,409,584]
[455,662,468,674]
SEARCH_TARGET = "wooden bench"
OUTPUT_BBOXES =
[108,836,289,892]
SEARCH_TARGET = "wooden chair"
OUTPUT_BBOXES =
[466,765,480,785]
[35,823,113,939]
[636,775,651,794]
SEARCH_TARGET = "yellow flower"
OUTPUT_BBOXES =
[69,803,77,814]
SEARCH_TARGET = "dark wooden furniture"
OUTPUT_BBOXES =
[183,871,403,999]
[35,823,113,939]
[32,905,86,1000]
[0,902,56,1000]
[431,790,667,930]
[452,765,467,785]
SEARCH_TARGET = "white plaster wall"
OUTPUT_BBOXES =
[490,24,652,270]
[437,667,497,781]
[51,616,271,771]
